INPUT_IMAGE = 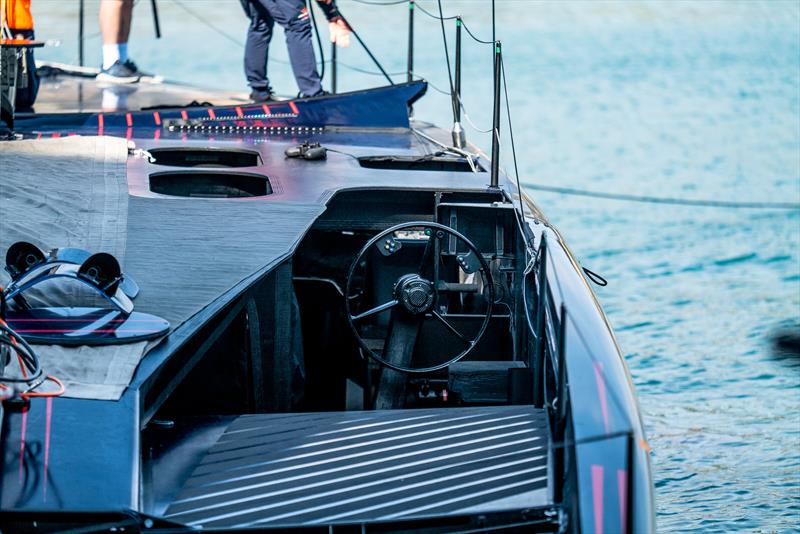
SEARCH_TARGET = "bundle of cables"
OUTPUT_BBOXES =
[0,288,64,400]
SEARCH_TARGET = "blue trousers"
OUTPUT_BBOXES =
[241,0,322,97]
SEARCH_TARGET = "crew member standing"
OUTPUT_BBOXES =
[2,0,39,110]
[240,0,350,101]
[97,0,147,83]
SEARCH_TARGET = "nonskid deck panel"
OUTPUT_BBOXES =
[165,406,551,528]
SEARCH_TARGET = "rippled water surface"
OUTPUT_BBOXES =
[34,1,800,530]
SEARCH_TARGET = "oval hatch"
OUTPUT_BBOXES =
[149,171,272,198]
[148,147,262,168]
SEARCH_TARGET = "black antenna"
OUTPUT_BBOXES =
[331,42,337,93]
[490,41,501,188]
[78,0,85,66]
[407,0,414,84]
[451,16,465,148]
[151,0,162,39]
[492,0,496,43]
[435,0,457,131]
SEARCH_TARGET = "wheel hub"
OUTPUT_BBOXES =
[394,274,435,315]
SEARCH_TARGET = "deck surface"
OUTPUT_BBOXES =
[165,406,551,528]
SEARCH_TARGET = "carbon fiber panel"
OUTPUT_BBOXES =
[165,406,551,528]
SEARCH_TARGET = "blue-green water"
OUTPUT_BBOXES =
[33,1,800,531]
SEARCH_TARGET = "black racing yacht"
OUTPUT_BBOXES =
[0,9,655,533]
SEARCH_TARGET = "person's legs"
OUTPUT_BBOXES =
[14,29,39,111]
[266,0,322,97]
[241,0,275,98]
[100,0,134,69]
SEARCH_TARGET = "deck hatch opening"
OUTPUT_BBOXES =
[147,148,262,168]
[358,156,485,173]
[149,171,273,198]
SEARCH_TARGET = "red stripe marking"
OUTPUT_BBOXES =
[67,133,77,137]
[126,128,133,140]
[180,110,188,120]
[288,101,300,114]
[261,104,271,115]
[154,129,161,140]
[617,469,628,533]
[592,464,604,534]
[43,397,53,501]
[36,133,43,139]
[51,133,61,138]
[253,119,265,127]
[125,113,133,127]
[207,108,216,119]
[593,361,610,433]
[97,114,104,135]
[153,111,161,125]
[19,407,28,482]
[235,106,244,118]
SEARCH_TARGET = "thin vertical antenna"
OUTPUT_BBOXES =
[490,41,501,188]
[451,17,465,148]
[150,0,161,39]
[331,41,337,93]
[435,0,457,129]
[492,0,496,43]
[78,0,85,66]
[407,0,414,83]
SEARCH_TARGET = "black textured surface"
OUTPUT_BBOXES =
[165,406,551,528]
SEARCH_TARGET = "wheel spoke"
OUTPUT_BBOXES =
[432,310,473,345]
[417,236,435,276]
[351,299,398,321]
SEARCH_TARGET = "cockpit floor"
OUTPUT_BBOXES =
[165,405,551,528]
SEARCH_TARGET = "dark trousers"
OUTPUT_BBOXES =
[240,0,322,97]
[13,29,39,111]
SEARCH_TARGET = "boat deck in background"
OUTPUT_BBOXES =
[31,62,249,114]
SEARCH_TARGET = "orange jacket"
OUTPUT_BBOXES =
[4,0,34,31]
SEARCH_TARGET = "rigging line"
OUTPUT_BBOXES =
[524,184,800,210]
[308,0,326,81]
[435,0,458,124]
[414,2,458,20]
[172,0,244,47]
[461,19,493,45]
[407,71,453,95]
[336,11,395,85]
[501,56,528,230]
[336,61,406,76]
[456,94,493,133]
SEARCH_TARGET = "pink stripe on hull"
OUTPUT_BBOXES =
[592,464,604,534]
[43,397,53,501]
[618,469,628,533]
[593,361,610,433]
[19,407,28,482]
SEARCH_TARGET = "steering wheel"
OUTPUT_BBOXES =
[344,221,494,374]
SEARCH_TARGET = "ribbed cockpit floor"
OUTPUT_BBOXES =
[165,406,551,529]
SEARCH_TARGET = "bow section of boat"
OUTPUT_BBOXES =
[14,78,428,137]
